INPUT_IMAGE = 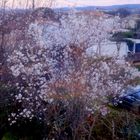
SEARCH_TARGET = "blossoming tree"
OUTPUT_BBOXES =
[5,9,140,139]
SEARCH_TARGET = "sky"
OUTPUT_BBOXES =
[3,0,140,8]
[65,0,140,6]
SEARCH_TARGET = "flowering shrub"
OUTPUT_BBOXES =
[3,9,140,139]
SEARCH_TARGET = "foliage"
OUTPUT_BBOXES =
[92,110,140,140]
[112,31,135,41]
[2,132,18,140]
[1,108,140,140]
[0,83,20,139]
[136,20,140,31]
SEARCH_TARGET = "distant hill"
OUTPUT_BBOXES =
[77,4,140,11]
[1,4,140,14]
[55,4,140,12]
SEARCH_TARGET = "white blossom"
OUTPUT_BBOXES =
[7,10,140,123]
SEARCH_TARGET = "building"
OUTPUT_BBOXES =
[86,41,128,58]
[125,38,140,64]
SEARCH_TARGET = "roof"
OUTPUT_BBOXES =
[124,38,140,44]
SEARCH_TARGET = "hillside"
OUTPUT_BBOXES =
[55,4,140,13]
